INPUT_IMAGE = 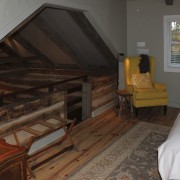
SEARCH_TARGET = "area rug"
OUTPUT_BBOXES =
[68,122,170,180]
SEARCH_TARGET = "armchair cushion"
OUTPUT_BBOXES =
[153,82,166,91]
[134,91,168,100]
[131,72,153,89]
[133,88,157,93]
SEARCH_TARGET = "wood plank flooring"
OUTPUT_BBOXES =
[29,106,180,180]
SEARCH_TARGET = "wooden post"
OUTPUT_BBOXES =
[63,91,67,119]
[82,82,92,120]
[49,86,54,92]
[0,93,4,106]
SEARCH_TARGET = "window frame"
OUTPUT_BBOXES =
[164,15,180,73]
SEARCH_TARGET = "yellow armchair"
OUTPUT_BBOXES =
[124,56,168,117]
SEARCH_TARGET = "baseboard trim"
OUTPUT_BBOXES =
[91,101,115,117]
[168,102,180,108]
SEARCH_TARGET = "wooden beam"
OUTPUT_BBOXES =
[0,56,39,65]
[33,12,84,70]
[165,0,173,5]
[0,81,27,92]
[69,11,117,71]
[0,42,19,57]
[0,91,65,123]
[2,75,87,99]
[54,64,81,70]
[0,68,28,78]
[29,68,85,76]
[82,82,92,120]
[0,77,54,87]
[14,35,55,68]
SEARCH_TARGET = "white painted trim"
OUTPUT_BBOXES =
[91,101,115,117]
[46,0,90,11]
[168,102,180,108]
[164,15,180,73]
[0,0,46,41]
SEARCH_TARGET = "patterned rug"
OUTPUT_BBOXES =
[68,122,170,180]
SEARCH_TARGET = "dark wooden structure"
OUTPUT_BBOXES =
[0,139,27,180]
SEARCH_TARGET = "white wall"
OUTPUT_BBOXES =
[0,0,46,41]
[127,0,180,108]
[0,0,127,57]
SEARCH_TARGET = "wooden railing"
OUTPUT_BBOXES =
[0,74,88,105]
[0,74,89,124]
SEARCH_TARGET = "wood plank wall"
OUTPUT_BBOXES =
[91,74,117,114]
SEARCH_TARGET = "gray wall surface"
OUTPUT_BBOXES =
[127,0,180,108]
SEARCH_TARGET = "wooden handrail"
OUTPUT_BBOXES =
[0,56,39,64]
[1,74,88,99]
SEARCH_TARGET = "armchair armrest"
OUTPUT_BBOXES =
[153,82,166,91]
[126,85,134,93]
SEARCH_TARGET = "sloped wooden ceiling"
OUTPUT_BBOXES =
[1,5,117,73]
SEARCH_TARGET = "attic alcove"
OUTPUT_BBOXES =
[0,4,117,125]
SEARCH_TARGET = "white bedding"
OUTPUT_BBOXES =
[158,113,180,180]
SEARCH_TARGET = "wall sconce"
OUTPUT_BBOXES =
[117,53,124,63]
[117,53,125,89]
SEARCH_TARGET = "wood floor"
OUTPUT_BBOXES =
[29,106,180,180]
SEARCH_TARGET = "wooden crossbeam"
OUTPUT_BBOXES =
[14,35,55,68]
[0,69,28,78]
[69,11,117,71]
[33,13,83,70]
[0,56,39,64]
[22,127,42,136]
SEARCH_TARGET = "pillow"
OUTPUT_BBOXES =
[131,73,153,89]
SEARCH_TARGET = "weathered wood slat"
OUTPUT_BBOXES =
[0,80,32,92]
[1,77,55,87]
[0,75,86,107]
[0,91,65,122]
[0,68,28,78]
[15,34,55,68]
[92,82,117,99]
[69,11,117,71]
[38,121,56,129]
[0,41,20,56]
[0,101,65,136]
[91,75,117,89]
[29,68,85,76]
[33,10,85,70]
[22,73,72,81]
[90,75,117,113]
[0,56,39,64]
[22,127,42,136]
